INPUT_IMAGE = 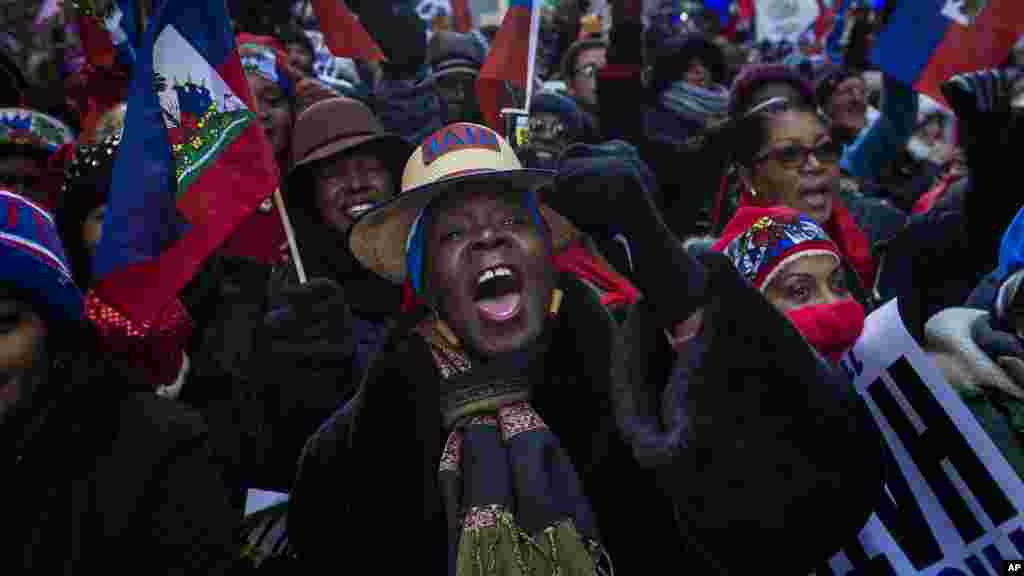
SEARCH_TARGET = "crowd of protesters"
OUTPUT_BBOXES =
[4,0,1024,573]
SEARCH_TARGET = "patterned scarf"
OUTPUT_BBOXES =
[415,318,613,575]
[658,80,731,128]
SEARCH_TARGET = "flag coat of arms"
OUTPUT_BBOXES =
[93,0,278,324]
[871,0,1024,105]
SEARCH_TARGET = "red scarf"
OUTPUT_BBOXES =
[785,299,866,365]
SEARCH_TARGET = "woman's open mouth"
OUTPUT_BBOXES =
[473,264,524,323]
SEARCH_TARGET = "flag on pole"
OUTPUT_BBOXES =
[310,0,386,61]
[871,0,1024,105]
[92,0,278,324]
[476,0,542,133]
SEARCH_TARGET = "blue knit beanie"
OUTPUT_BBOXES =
[0,190,83,322]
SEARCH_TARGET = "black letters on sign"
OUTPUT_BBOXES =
[866,395,944,571]
[873,358,1018,546]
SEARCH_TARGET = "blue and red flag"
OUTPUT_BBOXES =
[477,0,541,133]
[93,0,278,324]
[871,0,1024,105]
[311,0,386,61]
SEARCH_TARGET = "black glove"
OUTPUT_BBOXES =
[552,144,707,327]
[942,68,1022,118]
[257,278,355,376]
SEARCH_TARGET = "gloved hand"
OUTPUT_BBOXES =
[552,144,707,327]
[942,67,1023,119]
[552,141,660,238]
[257,278,355,376]
[970,312,1024,400]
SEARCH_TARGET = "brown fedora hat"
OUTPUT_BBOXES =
[289,96,412,172]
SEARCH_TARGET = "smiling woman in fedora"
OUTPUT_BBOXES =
[287,123,882,574]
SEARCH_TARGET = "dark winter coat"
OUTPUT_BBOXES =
[8,354,235,573]
[288,257,882,574]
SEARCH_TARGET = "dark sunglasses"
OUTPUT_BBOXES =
[738,97,843,168]
[755,139,843,169]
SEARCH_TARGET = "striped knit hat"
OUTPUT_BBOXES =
[714,206,841,292]
[0,189,83,322]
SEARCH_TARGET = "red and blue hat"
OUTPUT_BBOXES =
[714,206,841,292]
[0,189,83,322]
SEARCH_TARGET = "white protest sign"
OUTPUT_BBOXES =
[755,0,819,43]
[826,300,1024,576]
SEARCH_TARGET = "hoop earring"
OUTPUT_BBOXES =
[749,185,758,198]
[549,288,563,317]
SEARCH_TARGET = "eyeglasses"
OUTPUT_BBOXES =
[754,139,844,169]
[574,63,599,79]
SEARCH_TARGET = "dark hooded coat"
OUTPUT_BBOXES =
[287,254,882,573]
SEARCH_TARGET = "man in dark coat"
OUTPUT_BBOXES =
[287,122,882,573]
[2,190,235,572]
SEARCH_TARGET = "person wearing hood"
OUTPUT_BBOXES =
[0,107,75,208]
[3,190,235,572]
[517,90,597,170]
[288,123,882,573]
[644,33,731,149]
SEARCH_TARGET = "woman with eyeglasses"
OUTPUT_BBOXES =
[717,97,877,301]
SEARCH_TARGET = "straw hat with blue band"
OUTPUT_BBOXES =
[348,122,582,287]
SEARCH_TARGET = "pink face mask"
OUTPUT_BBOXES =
[785,299,866,365]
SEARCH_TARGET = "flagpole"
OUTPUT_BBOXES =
[272,188,308,284]
[524,0,542,114]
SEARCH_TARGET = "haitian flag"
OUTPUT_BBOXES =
[870,0,1024,105]
[477,0,542,133]
[93,0,278,324]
